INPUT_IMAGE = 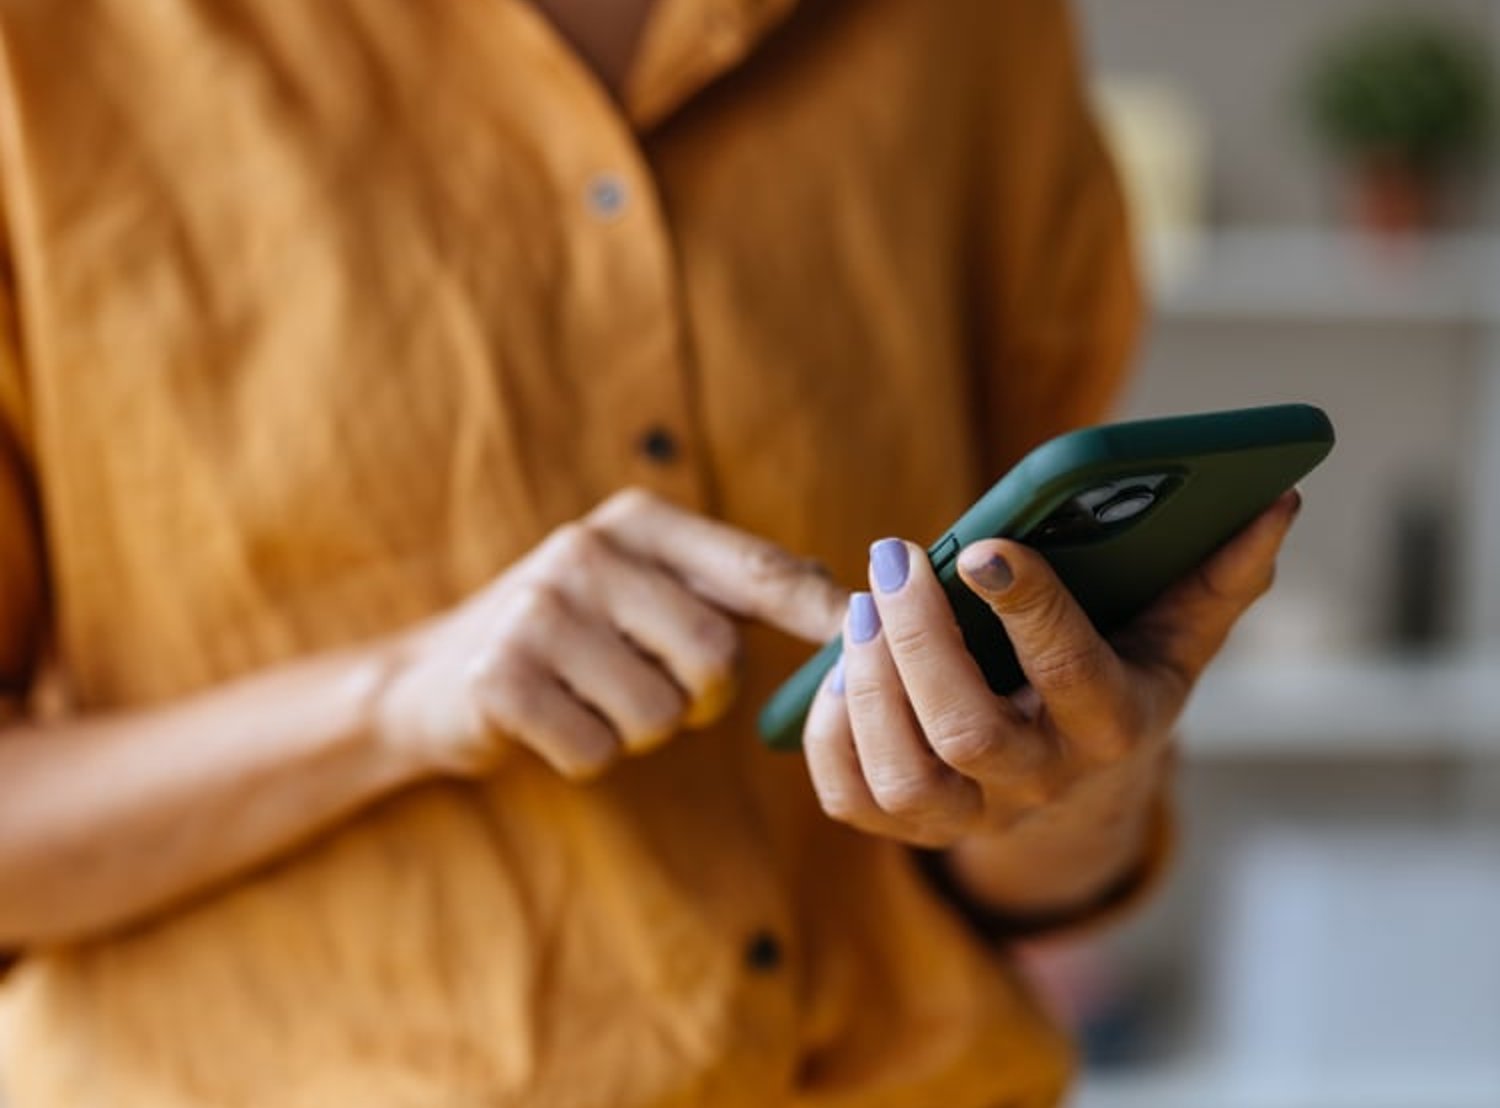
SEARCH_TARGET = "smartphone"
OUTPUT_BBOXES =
[758,403,1336,751]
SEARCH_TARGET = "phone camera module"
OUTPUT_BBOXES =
[1031,500,1097,545]
[1095,487,1156,525]
[1030,473,1175,548]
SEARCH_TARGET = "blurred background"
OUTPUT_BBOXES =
[1030,2,1500,1106]
[4,6,1494,1108]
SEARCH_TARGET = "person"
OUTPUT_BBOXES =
[0,1,1299,1105]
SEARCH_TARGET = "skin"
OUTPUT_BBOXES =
[0,490,847,945]
[0,488,1297,947]
[0,0,1300,949]
[805,490,1302,916]
[527,0,658,98]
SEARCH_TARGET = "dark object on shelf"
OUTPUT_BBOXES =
[1305,15,1492,236]
[1388,491,1453,650]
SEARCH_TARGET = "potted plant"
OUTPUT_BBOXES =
[1306,15,1492,236]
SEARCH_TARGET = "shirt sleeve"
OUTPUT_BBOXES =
[968,0,1143,476]
[0,255,45,717]
[916,786,1176,946]
[0,251,44,976]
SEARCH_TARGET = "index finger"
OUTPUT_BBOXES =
[587,488,849,644]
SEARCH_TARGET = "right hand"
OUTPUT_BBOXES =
[374,489,848,781]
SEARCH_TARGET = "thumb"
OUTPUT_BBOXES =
[957,538,1129,746]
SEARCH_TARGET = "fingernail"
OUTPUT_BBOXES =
[828,658,846,695]
[870,539,910,594]
[847,592,881,644]
[1290,490,1304,519]
[960,551,1013,593]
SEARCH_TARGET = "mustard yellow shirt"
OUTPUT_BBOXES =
[0,1,1142,1104]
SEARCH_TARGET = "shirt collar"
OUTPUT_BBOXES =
[626,0,802,130]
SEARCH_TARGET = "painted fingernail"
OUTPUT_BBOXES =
[960,551,1013,593]
[870,539,910,594]
[847,592,881,644]
[828,658,846,695]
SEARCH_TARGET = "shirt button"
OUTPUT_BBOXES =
[637,426,681,465]
[743,930,784,974]
[586,173,628,219]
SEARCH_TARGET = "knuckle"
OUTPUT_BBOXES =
[1253,563,1278,601]
[1035,583,1079,632]
[817,785,875,827]
[904,826,965,851]
[866,768,940,818]
[930,720,999,771]
[472,655,536,729]
[594,486,658,525]
[543,523,606,572]
[883,620,937,656]
[689,611,740,670]
[554,736,617,782]
[508,582,568,633]
[994,777,1059,825]
[1192,562,1240,609]
[463,642,499,686]
[843,677,888,718]
[1028,644,1110,694]
[463,644,504,691]
[633,682,688,735]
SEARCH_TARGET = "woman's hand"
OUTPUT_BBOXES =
[0,489,847,945]
[803,492,1301,912]
[375,489,848,781]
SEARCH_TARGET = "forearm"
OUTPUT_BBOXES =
[943,746,1169,921]
[0,644,418,947]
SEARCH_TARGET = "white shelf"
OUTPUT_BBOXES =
[1074,1066,1500,1108]
[1153,230,1500,323]
[1178,653,1500,758]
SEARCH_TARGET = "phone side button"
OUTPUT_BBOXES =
[929,534,960,570]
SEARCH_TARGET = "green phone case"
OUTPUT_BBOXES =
[757,403,1336,751]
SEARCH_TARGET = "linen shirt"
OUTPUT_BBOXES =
[0,1,1142,1105]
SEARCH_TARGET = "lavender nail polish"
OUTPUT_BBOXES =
[847,592,881,644]
[870,539,909,594]
[828,658,846,695]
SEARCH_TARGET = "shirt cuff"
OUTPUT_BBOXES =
[915,794,1176,945]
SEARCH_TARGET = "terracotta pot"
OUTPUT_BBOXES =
[1350,157,1441,237]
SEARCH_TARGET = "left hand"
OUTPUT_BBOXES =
[803,492,1302,862]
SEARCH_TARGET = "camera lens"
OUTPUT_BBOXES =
[1095,487,1155,525]
[1030,499,1099,546]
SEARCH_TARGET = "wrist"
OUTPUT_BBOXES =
[355,632,441,786]
[947,747,1169,919]
[365,623,509,781]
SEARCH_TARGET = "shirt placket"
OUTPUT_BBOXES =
[481,2,804,1096]
[474,4,710,515]
[557,134,709,509]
